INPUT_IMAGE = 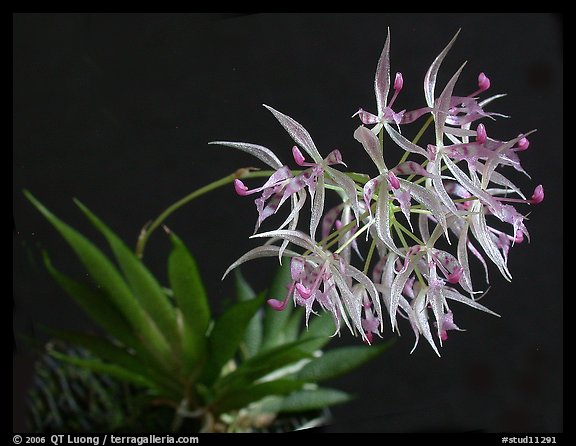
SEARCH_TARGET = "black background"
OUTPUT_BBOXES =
[13,13,563,432]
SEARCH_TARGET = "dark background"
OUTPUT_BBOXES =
[13,13,563,432]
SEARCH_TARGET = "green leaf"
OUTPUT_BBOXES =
[234,268,256,302]
[201,292,266,386]
[298,312,337,353]
[215,337,318,391]
[43,252,139,350]
[167,232,211,373]
[215,379,304,414]
[24,191,172,363]
[261,260,293,351]
[234,269,262,359]
[48,350,157,391]
[50,330,181,399]
[75,200,180,352]
[279,388,352,413]
[296,340,394,383]
[282,308,304,344]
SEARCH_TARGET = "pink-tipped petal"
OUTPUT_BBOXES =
[514,229,525,244]
[234,179,250,196]
[530,185,544,204]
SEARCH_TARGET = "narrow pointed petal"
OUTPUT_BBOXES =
[384,122,431,159]
[412,291,441,356]
[263,104,323,164]
[424,29,461,108]
[345,264,383,330]
[469,203,512,281]
[325,166,361,222]
[435,62,467,145]
[375,182,402,255]
[354,125,387,173]
[444,288,500,317]
[442,154,502,212]
[363,176,380,215]
[223,245,299,279]
[431,155,460,216]
[428,282,446,343]
[390,251,424,328]
[400,177,449,235]
[375,28,392,114]
[310,175,325,239]
[456,221,475,293]
[209,141,283,169]
[251,229,320,254]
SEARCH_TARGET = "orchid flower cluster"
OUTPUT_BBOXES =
[213,30,543,355]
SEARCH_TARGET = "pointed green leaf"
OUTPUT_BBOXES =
[234,268,256,302]
[201,292,266,385]
[298,312,337,352]
[51,330,182,398]
[215,337,318,391]
[279,388,352,413]
[75,200,179,352]
[43,252,139,349]
[261,260,293,351]
[215,379,304,414]
[234,269,262,359]
[297,340,394,383]
[167,232,210,373]
[48,350,157,391]
[24,191,172,363]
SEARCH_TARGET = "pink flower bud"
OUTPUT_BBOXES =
[478,72,490,92]
[267,298,287,311]
[476,123,487,144]
[394,72,404,91]
[292,145,307,166]
[530,185,544,204]
[516,137,530,151]
[233,179,250,196]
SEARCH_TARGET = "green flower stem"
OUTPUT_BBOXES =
[135,169,276,258]
[363,239,377,275]
[334,221,372,255]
